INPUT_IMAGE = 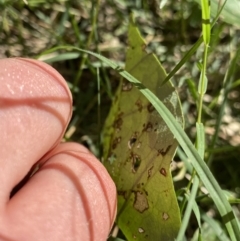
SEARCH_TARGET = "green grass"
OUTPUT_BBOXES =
[1,0,240,240]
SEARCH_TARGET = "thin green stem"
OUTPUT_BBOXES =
[197,44,209,123]
[178,0,211,238]
[73,0,100,86]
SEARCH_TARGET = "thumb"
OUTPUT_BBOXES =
[0,58,116,241]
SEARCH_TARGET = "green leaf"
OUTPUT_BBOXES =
[196,123,205,158]
[194,0,240,26]
[103,15,184,241]
[41,52,80,63]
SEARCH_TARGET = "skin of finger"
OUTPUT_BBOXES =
[3,143,117,241]
[0,58,72,203]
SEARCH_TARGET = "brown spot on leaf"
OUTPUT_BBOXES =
[147,103,155,113]
[147,166,154,179]
[113,112,124,131]
[131,153,141,173]
[112,137,121,149]
[162,212,169,221]
[142,122,153,132]
[153,122,159,132]
[122,80,133,91]
[163,189,169,197]
[158,145,171,156]
[128,137,137,149]
[118,190,128,199]
[133,191,149,213]
[135,99,143,112]
[128,132,139,149]
[160,168,167,177]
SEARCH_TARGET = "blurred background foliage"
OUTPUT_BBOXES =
[1,0,240,240]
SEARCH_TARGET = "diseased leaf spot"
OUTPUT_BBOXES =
[153,122,160,133]
[147,166,154,179]
[142,122,153,132]
[147,103,155,113]
[135,99,143,112]
[158,145,171,156]
[128,137,137,149]
[138,227,145,233]
[131,153,141,173]
[160,168,167,177]
[163,189,169,197]
[113,113,124,131]
[122,80,133,91]
[162,212,169,221]
[133,191,149,213]
[128,132,139,149]
[118,190,128,199]
[112,137,121,149]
